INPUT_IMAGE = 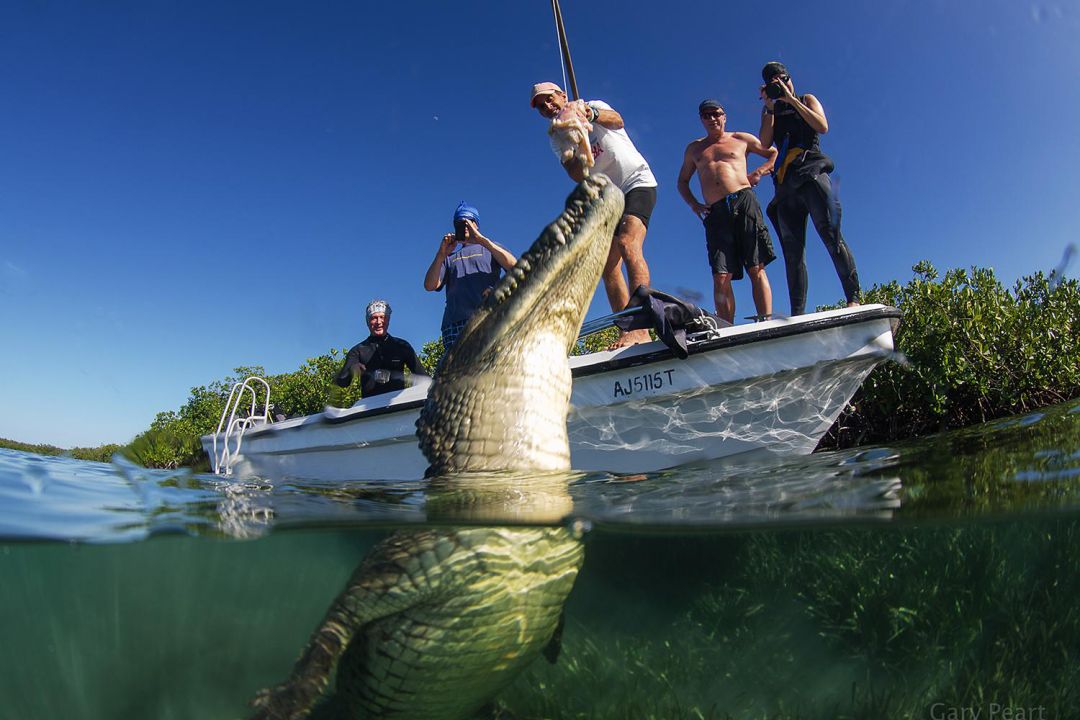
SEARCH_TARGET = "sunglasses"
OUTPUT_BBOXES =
[700,110,726,118]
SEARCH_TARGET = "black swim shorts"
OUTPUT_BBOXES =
[703,188,776,279]
[623,186,657,228]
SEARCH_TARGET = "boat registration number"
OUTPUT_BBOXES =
[613,369,676,399]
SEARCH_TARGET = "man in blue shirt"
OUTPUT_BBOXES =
[424,202,517,350]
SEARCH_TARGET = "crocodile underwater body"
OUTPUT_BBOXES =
[249,175,624,720]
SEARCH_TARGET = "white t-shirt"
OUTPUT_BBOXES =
[549,100,657,194]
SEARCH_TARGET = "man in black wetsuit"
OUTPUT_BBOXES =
[333,299,426,398]
[759,61,861,316]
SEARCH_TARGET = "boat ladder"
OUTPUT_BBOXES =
[212,376,272,476]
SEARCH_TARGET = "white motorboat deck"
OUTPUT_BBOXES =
[203,304,900,482]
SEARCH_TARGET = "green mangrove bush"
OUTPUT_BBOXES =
[822,262,1079,448]
[0,438,124,464]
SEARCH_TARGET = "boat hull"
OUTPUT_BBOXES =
[202,306,899,481]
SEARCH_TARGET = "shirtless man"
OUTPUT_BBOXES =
[677,99,778,323]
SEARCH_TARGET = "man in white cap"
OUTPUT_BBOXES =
[333,299,426,398]
[530,81,657,348]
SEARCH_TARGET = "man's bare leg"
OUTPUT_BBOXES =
[746,264,772,319]
[605,214,652,348]
[712,272,735,323]
[601,242,628,312]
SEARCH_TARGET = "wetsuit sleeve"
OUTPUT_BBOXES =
[333,345,363,387]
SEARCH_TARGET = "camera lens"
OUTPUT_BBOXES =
[765,82,784,100]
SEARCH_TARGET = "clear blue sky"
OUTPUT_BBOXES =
[1,1,1077,447]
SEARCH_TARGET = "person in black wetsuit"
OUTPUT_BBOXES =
[758,61,861,316]
[333,299,426,398]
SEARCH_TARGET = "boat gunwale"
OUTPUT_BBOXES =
[203,305,901,438]
[570,305,900,378]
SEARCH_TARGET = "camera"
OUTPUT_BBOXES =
[765,81,786,100]
[455,218,474,244]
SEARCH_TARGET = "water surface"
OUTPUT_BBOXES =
[2,399,1078,719]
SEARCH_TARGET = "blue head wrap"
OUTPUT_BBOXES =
[453,201,479,226]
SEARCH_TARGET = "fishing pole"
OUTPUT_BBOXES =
[550,0,580,100]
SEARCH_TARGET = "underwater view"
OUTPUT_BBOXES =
[2,2,1077,719]
[2,398,1078,719]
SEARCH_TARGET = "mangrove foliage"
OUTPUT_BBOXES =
[821,262,1079,449]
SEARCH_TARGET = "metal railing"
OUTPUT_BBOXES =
[211,376,272,476]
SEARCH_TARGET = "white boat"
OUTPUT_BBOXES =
[202,304,900,481]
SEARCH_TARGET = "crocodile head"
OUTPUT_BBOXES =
[418,174,624,475]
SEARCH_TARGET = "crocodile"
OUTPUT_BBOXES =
[249,174,625,720]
